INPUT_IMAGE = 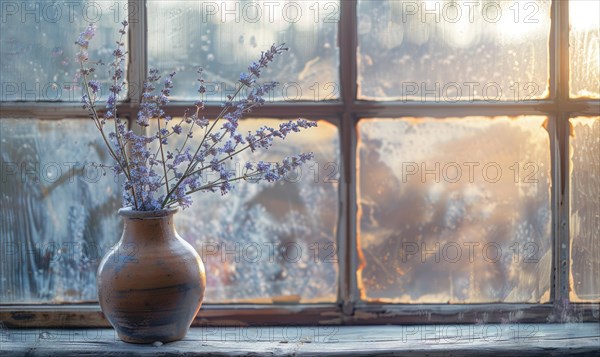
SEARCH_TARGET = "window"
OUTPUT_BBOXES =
[1,0,598,326]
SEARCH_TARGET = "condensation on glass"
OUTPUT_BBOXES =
[0,0,127,102]
[357,0,551,101]
[569,117,600,302]
[156,119,340,303]
[569,0,600,98]
[147,1,340,101]
[356,116,552,303]
[0,119,121,303]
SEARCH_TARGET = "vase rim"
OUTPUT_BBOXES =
[118,206,179,219]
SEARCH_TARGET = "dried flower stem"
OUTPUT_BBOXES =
[156,115,170,194]
[160,84,246,208]
[165,171,262,206]
[184,130,275,179]
[80,71,139,210]
[77,27,312,210]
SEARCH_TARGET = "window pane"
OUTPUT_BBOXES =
[357,116,552,303]
[569,117,600,302]
[161,119,340,303]
[0,119,121,303]
[0,118,339,304]
[147,1,340,101]
[569,0,600,98]
[0,0,127,102]
[357,0,551,101]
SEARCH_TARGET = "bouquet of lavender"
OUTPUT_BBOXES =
[75,21,316,211]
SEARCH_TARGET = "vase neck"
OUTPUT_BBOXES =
[121,215,177,243]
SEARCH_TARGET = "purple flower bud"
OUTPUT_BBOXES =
[88,80,101,94]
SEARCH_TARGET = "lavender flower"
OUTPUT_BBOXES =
[76,24,315,211]
[88,80,101,94]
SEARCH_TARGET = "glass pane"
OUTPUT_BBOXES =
[0,0,127,101]
[569,117,600,302]
[147,1,340,101]
[0,119,121,303]
[357,0,551,101]
[570,0,600,98]
[357,116,552,303]
[161,119,340,303]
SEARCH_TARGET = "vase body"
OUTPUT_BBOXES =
[97,207,205,344]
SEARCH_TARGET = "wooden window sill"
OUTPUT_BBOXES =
[1,323,599,356]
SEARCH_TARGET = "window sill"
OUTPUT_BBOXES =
[1,323,599,356]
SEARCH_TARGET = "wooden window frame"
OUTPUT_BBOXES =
[1,0,599,327]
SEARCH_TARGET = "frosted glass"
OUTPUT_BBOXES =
[357,0,551,101]
[161,119,341,303]
[147,1,340,101]
[569,117,600,302]
[0,118,338,304]
[0,119,121,303]
[569,0,600,98]
[357,116,552,303]
[0,0,127,101]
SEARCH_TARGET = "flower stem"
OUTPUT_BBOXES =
[157,118,170,195]
[80,66,139,209]
[184,131,276,179]
[160,84,246,208]
[164,170,262,206]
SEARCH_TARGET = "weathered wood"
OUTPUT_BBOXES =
[1,323,599,356]
[2,303,600,328]
[1,100,599,119]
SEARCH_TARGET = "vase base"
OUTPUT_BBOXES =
[116,329,188,344]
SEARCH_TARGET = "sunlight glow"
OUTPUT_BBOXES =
[495,1,550,43]
[570,0,600,30]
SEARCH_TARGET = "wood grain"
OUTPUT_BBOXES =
[1,323,599,356]
[2,302,600,328]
